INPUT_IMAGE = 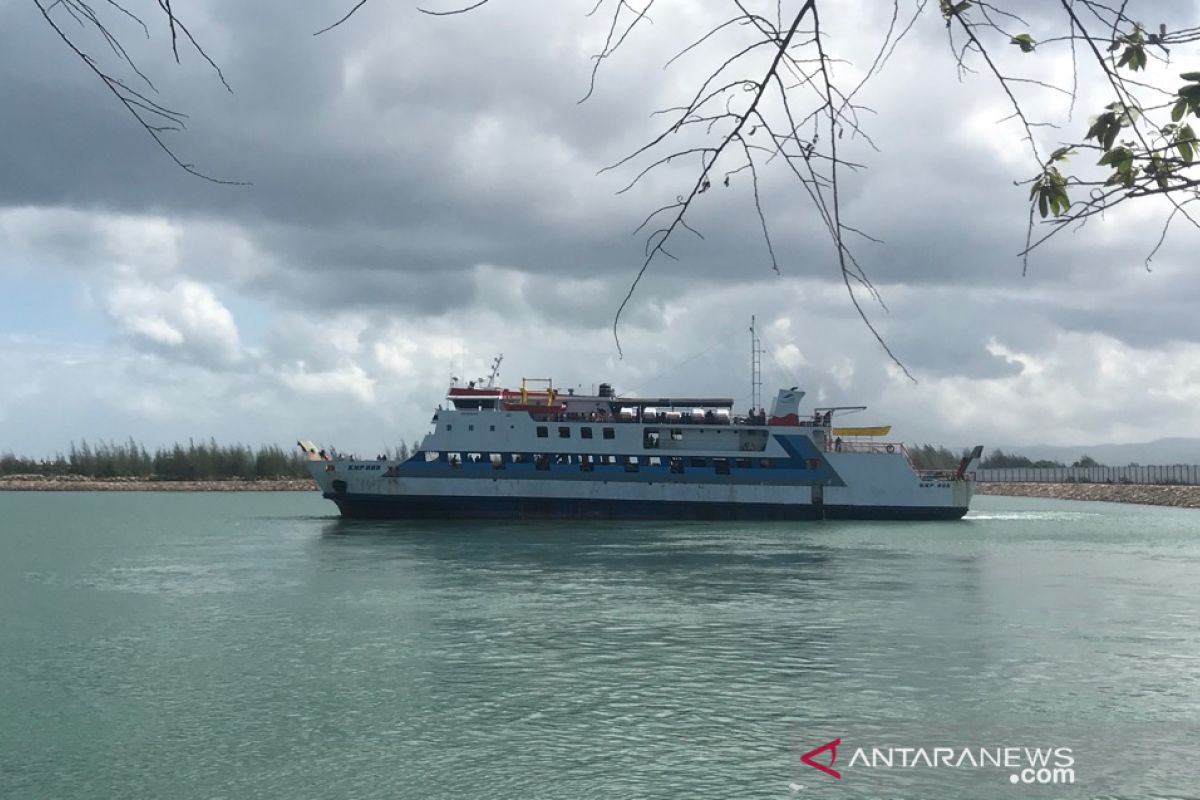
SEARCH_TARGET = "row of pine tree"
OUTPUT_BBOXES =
[1,439,311,480]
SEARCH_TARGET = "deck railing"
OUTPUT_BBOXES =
[826,440,904,455]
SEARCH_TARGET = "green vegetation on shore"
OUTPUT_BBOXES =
[906,444,966,470]
[1,439,310,481]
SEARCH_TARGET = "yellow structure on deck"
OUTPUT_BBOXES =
[831,426,892,437]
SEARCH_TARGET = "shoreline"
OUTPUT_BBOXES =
[0,475,318,492]
[976,481,1200,509]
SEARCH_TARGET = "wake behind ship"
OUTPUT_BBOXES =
[303,378,982,521]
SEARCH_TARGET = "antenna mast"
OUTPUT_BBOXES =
[750,316,763,412]
[486,354,504,388]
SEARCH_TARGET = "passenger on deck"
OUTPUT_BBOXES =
[834,437,843,452]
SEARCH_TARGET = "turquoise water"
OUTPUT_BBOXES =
[2,492,1198,799]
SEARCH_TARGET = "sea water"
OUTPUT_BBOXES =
[2,492,1198,799]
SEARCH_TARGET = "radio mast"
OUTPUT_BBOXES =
[750,316,763,412]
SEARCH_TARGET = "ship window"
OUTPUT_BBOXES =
[467,453,481,463]
[625,462,639,473]
[714,459,730,475]
[489,425,495,432]
[445,424,452,431]
[690,457,708,468]
[643,429,660,449]
[468,425,474,431]
[606,455,618,465]
[760,459,772,468]
[536,426,548,438]
[603,428,615,440]
[736,458,751,469]
[670,458,684,474]
[581,427,593,439]
[580,458,594,472]
[425,451,441,463]
[491,454,505,470]
[648,456,661,466]
[670,429,683,441]
[534,454,550,471]
[558,427,570,439]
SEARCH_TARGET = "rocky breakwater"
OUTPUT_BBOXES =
[977,482,1200,509]
[0,474,318,492]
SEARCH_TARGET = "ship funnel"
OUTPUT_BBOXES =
[769,387,805,419]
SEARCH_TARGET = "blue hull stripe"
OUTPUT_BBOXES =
[324,493,967,521]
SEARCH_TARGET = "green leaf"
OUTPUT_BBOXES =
[1172,99,1189,122]
[1085,113,1115,143]
[1051,187,1070,215]
[1037,190,1049,218]
[1179,84,1200,98]
[1181,72,1200,81]
[1098,146,1130,166]
[1179,124,1197,164]
[1102,124,1120,151]
[1010,33,1036,53]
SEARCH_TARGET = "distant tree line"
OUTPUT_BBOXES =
[0,438,311,480]
[906,446,1109,471]
[979,449,1106,469]
[907,444,967,471]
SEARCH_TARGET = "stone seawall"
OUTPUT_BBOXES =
[0,475,318,492]
[977,482,1200,509]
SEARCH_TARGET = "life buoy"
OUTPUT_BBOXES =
[886,444,895,454]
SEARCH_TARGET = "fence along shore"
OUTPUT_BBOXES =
[974,465,1200,485]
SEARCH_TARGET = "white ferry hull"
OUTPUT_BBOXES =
[307,454,972,521]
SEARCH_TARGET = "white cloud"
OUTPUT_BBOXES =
[103,279,242,367]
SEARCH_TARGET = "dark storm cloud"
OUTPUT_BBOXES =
[1,0,1195,350]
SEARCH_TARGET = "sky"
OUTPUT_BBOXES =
[1,0,1198,458]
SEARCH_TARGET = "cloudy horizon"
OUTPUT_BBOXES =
[2,0,1198,459]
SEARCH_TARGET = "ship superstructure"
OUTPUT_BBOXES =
[305,377,981,520]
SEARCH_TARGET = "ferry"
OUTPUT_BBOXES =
[302,368,982,521]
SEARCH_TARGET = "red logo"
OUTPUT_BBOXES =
[800,738,842,779]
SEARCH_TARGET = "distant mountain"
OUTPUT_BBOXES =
[987,437,1200,467]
